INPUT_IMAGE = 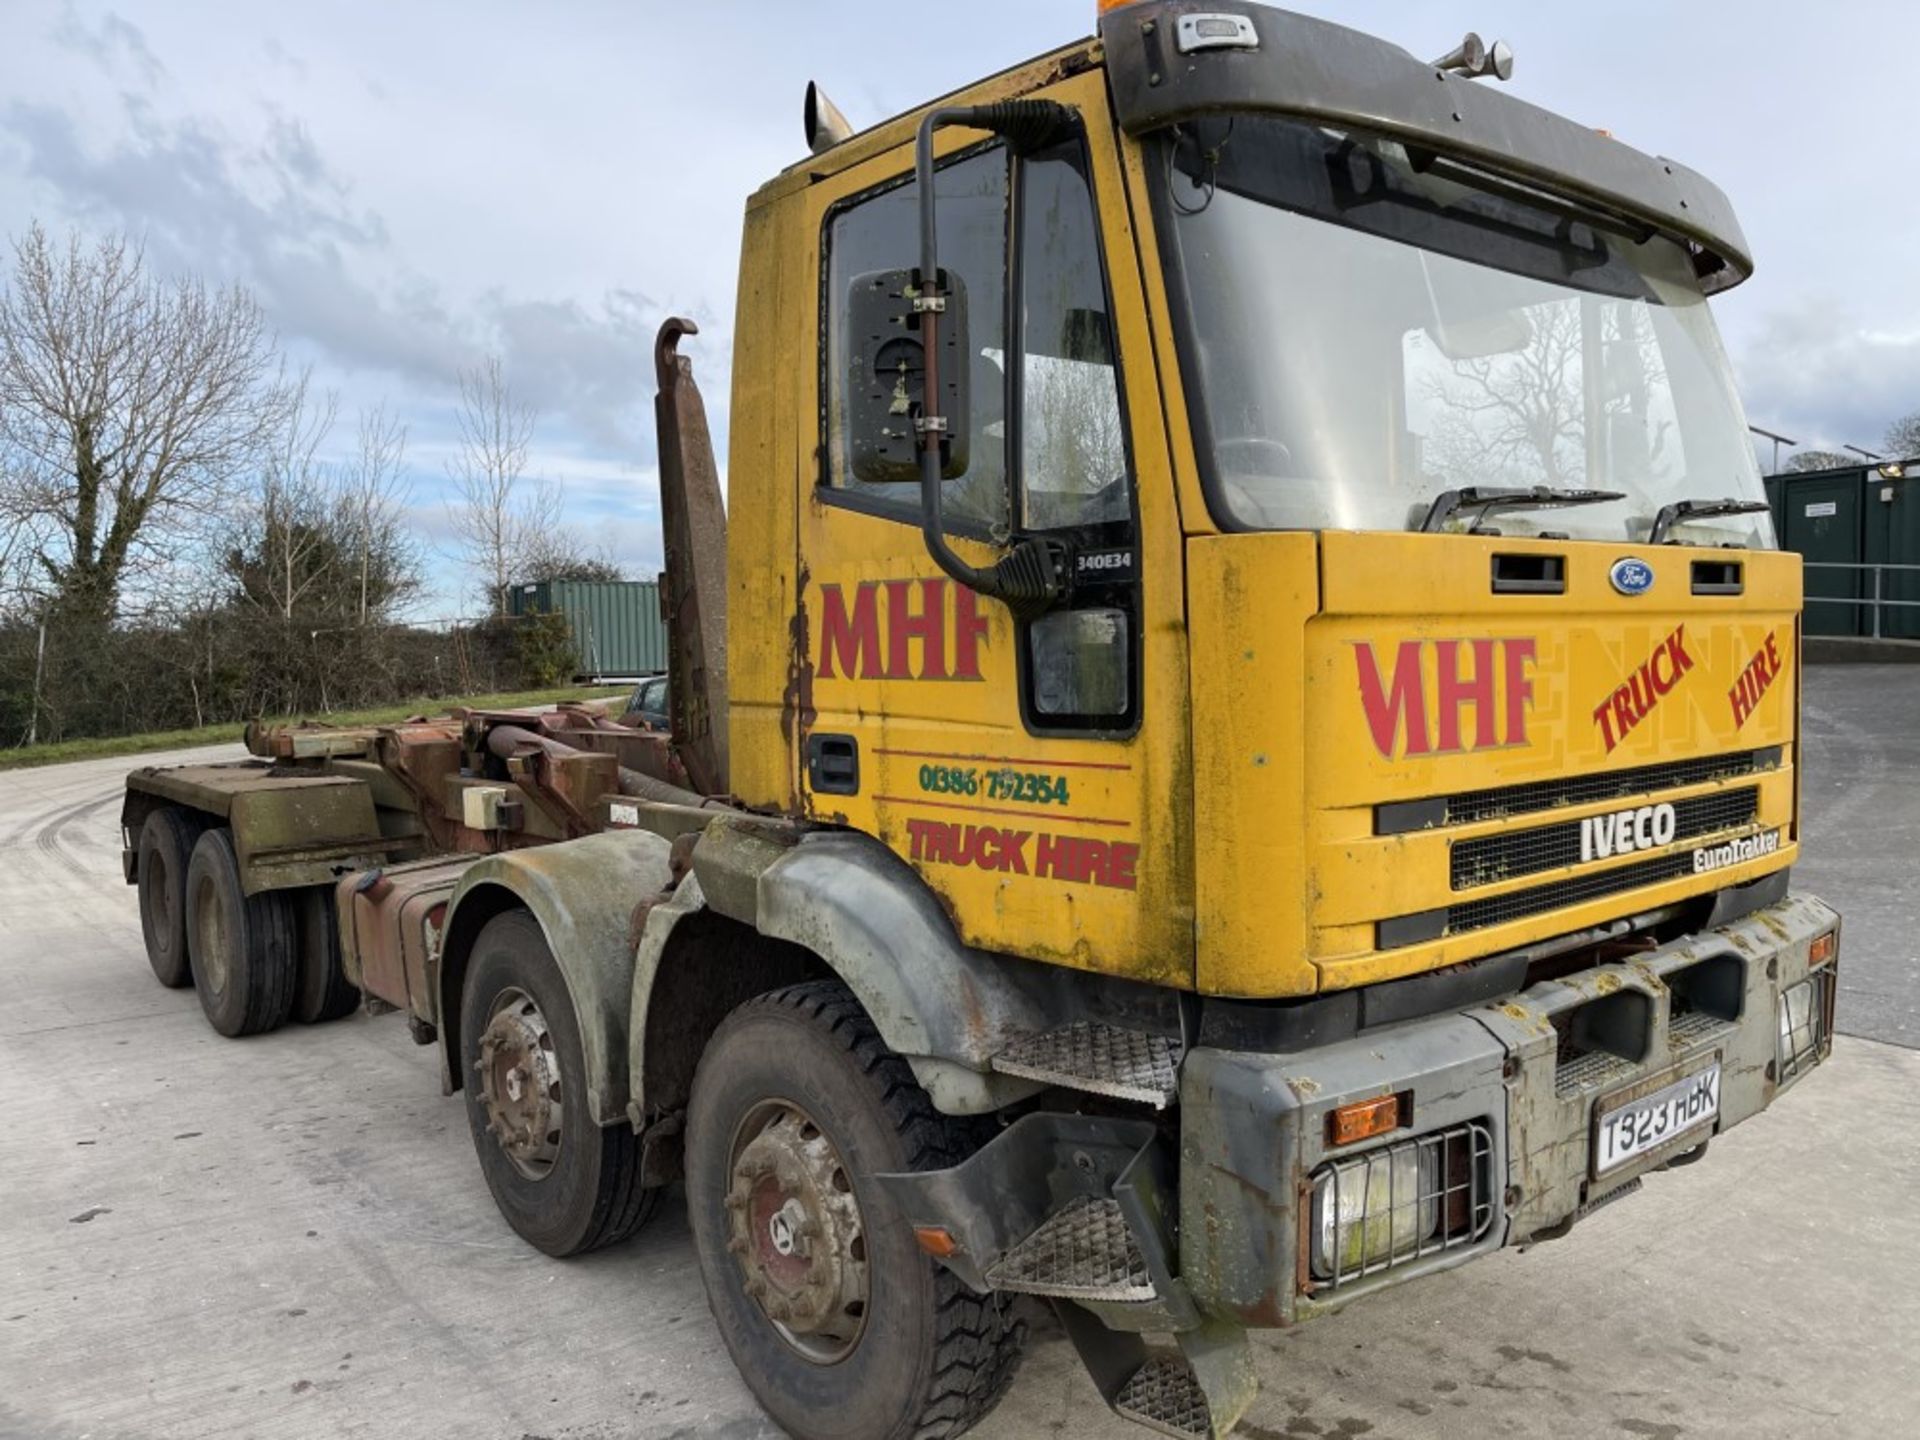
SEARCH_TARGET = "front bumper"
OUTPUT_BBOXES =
[1180,892,1839,1326]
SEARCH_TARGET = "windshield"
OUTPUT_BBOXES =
[1157,115,1774,546]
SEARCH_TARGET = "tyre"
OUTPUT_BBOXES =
[458,911,658,1257]
[293,887,359,1024]
[686,980,1027,1440]
[184,828,298,1038]
[137,808,204,988]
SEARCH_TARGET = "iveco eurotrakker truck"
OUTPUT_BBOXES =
[123,5,1836,1435]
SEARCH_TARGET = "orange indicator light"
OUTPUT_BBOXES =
[1327,1093,1404,1147]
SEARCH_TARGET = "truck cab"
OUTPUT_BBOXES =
[697,3,1833,1431]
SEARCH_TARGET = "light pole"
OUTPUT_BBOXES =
[1748,424,1797,474]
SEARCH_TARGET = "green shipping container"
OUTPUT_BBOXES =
[507,578,668,678]
[1765,463,1920,640]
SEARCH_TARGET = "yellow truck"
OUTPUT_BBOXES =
[122,5,1837,1436]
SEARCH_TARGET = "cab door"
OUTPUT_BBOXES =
[793,70,1193,986]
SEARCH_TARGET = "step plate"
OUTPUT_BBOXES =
[985,1195,1154,1301]
[1114,1354,1211,1438]
[992,1022,1181,1107]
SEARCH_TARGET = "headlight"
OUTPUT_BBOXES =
[1777,968,1834,1082]
[1308,1122,1496,1286]
[1310,1141,1440,1281]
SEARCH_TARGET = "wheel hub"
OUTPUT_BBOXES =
[474,987,564,1180]
[191,874,229,995]
[725,1101,869,1363]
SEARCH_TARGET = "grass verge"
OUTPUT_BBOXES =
[0,685,630,772]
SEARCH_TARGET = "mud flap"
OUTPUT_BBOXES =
[877,1112,1253,1435]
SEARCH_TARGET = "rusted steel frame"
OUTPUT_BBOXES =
[653,318,730,797]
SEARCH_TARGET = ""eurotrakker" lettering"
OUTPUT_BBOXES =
[1693,830,1781,874]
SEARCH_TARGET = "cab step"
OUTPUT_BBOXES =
[985,1194,1155,1301]
[992,1021,1182,1107]
[1113,1354,1212,1438]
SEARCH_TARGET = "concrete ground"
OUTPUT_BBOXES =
[3,671,1918,1440]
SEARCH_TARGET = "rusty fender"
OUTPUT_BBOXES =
[630,820,1051,1116]
[439,828,676,1126]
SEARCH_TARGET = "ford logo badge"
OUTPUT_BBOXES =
[1610,558,1655,596]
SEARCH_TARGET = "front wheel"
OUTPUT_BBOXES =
[458,911,657,1257]
[686,981,1026,1440]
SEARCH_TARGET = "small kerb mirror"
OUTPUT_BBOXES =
[845,267,971,484]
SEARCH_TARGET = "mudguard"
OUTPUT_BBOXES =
[439,829,675,1126]
[633,821,1052,1115]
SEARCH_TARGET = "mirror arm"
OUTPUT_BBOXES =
[914,103,1075,622]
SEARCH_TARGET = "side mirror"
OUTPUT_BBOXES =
[846,267,971,484]
[909,98,1077,621]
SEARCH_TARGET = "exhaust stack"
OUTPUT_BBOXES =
[805,81,855,154]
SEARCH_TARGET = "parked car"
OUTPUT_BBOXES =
[624,673,668,729]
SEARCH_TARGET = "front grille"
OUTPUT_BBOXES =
[1448,848,1709,934]
[1310,1121,1495,1291]
[1451,788,1760,890]
[1446,749,1769,826]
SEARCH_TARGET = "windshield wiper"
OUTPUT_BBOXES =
[1420,485,1626,534]
[1648,497,1771,545]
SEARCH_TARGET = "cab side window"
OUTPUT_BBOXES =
[824,148,1009,534]
[1018,142,1129,532]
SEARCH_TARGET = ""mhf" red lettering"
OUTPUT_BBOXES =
[1355,637,1536,759]
[819,579,988,681]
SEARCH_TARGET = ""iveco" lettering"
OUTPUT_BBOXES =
[1580,801,1678,863]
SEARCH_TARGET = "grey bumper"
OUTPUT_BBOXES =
[1179,892,1840,1327]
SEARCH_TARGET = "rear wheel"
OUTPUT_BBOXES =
[136,808,204,988]
[184,828,298,1037]
[686,980,1026,1440]
[458,911,658,1257]
[293,887,359,1023]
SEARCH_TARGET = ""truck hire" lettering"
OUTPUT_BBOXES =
[905,818,1139,891]
[1354,638,1536,759]
[1729,632,1784,728]
[1593,624,1694,753]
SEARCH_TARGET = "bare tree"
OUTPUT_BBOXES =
[1785,450,1854,473]
[0,222,289,623]
[447,356,558,614]
[1883,413,1920,461]
[345,402,413,623]
[517,521,625,585]
[243,372,339,621]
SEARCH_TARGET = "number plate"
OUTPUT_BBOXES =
[1594,1062,1720,1175]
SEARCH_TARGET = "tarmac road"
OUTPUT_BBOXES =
[2,672,1917,1440]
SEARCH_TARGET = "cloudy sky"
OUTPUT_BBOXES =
[2,2,1910,614]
